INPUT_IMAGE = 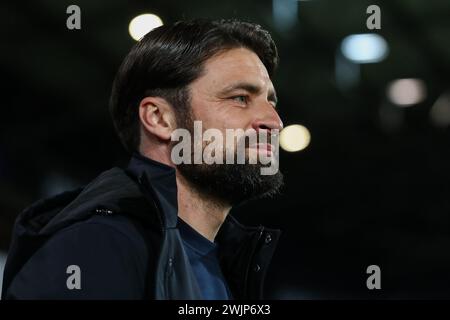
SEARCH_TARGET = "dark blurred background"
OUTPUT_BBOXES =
[1,0,450,299]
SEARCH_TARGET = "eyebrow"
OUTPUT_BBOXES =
[219,82,278,105]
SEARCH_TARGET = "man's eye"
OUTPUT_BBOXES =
[231,95,248,104]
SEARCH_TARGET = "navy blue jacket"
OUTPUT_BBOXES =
[1,160,280,300]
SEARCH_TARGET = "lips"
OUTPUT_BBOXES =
[251,143,272,152]
[248,143,273,156]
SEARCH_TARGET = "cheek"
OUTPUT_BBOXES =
[221,108,254,131]
[190,97,219,128]
[190,97,253,131]
[208,108,254,132]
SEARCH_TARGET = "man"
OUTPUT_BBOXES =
[2,19,284,300]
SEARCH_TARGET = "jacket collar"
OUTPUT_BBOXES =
[126,153,179,229]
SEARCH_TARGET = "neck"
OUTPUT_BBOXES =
[176,171,231,242]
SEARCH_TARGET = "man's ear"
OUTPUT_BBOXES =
[139,96,177,141]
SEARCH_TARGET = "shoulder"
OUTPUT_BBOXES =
[7,214,151,299]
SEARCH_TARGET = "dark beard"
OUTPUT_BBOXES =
[174,108,283,205]
[177,161,283,206]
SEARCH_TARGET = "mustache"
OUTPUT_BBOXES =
[205,129,279,148]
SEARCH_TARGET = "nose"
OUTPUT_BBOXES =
[251,104,283,134]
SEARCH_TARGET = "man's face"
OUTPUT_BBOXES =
[176,47,284,205]
[189,47,282,143]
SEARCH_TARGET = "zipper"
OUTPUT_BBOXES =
[164,257,174,299]
[243,225,265,299]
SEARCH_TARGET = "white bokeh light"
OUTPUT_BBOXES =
[280,124,311,152]
[387,78,427,107]
[128,14,163,41]
[341,33,389,64]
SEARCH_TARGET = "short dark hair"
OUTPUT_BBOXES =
[109,18,279,153]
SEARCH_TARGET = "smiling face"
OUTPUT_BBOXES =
[176,47,284,205]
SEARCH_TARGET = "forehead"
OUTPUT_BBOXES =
[193,47,273,92]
